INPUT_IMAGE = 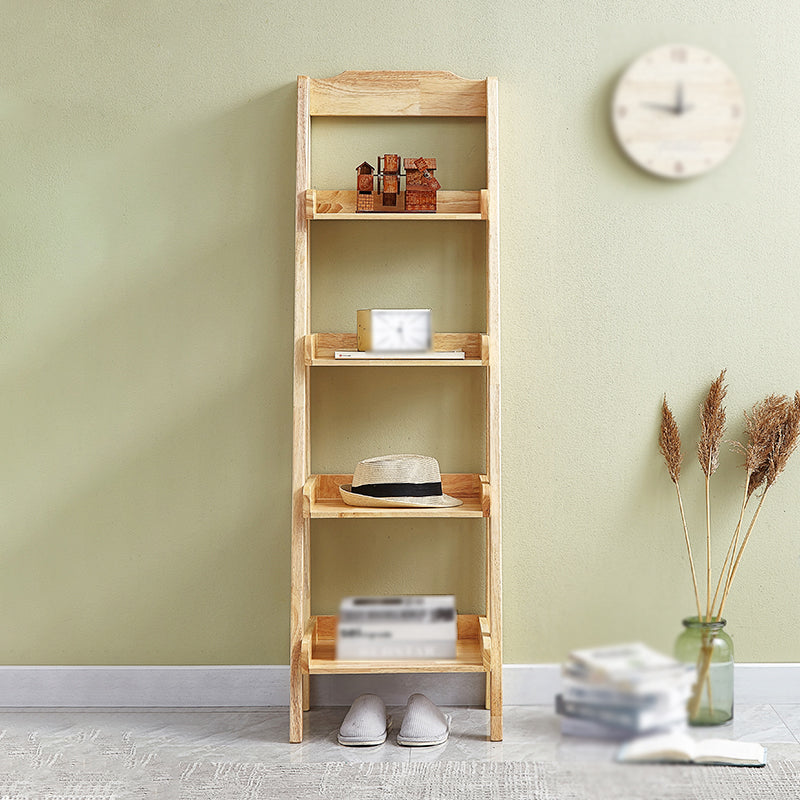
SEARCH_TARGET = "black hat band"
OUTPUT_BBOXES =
[351,481,443,498]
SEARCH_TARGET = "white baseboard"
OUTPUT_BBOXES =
[0,666,287,708]
[0,664,797,707]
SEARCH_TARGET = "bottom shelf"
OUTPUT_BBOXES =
[303,614,491,674]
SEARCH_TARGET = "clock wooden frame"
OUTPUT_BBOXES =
[612,44,744,179]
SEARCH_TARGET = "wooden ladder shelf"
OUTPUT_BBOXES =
[290,70,502,742]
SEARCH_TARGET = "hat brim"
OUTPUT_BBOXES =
[339,485,463,508]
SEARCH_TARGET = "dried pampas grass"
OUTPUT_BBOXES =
[659,397,701,621]
[697,371,728,619]
[659,375,800,623]
[698,370,727,478]
[661,376,800,721]
[715,390,800,619]
[659,398,683,484]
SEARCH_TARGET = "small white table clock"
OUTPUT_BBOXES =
[357,308,432,352]
[612,44,745,179]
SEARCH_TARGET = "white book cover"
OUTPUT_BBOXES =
[557,693,688,734]
[565,643,693,688]
[337,596,456,659]
[569,642,681,674]
[339,596,455,623]
[561,716,688,741]
[561,674,693,706]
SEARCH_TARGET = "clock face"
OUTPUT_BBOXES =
[612,44,744,179]
[371,310,431,351]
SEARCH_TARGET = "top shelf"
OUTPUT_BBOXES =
[306,71,490,117]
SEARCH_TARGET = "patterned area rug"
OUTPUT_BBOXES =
[0,759,798,799]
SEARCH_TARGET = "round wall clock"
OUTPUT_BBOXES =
[612,44,744,179]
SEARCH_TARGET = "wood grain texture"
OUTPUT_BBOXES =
[307,332,488,365]
[291,71,502,742]
[290,75,312,744]
[305,615,490,673]
[485,76,503,742]
[308,190,483,218]
[303,473,490,518]
[309,71,488,117]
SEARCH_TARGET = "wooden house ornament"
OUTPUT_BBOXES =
[378,154,400,207]
[355,154,441,212]
[404,157,440,212]
[356,161,375,212]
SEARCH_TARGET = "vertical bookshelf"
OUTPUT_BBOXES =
[290,71,502,742]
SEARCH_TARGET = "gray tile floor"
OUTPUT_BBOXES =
[2,704,799,765]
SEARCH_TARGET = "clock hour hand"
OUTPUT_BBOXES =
[673,82,694,115]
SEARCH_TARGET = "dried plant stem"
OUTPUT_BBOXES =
[717,490,768,621]
[709,478,750,620]
[698,371,727,622]
[675,483,702,622]
[688,635,716,719]
[706,667,714,711]
[704,474,712,621]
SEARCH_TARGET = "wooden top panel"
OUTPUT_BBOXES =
[306,71,488,117]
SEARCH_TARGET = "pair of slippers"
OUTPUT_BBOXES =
[337,692,451,747]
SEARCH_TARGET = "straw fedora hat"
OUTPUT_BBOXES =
[339,454,463,508]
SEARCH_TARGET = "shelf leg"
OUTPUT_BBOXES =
[484,672,491,710]
[490,711,503,742]
[289,664,304,742]
[302,673,310,712]
[489,664,503,741]
[289,496,310,742]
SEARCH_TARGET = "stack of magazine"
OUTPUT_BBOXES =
[336,595,456,660]
[556,642,695,739]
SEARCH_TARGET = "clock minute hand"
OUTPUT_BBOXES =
[641,101,679,114]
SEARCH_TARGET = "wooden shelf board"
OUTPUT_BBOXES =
[306,190,487,219]
[319,214,483,221]
[306,333,489,367]
[308,71,489,117]
[314,358,485,367]
[303,473,490,519]
[306,614,491,674]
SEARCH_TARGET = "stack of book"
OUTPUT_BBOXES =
[556,642,696,739]
[336,595,457,661]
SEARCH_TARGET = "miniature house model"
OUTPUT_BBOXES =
[379,154,400,207]
[355,155,440,212]
[356,161,375,212]
[405,157,440,212]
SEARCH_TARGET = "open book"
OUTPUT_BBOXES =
[617,732,765,766]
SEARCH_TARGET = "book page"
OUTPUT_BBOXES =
[617,732,695,763]
[694,739,765,765]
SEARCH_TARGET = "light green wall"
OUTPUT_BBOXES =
[2,1,799,665]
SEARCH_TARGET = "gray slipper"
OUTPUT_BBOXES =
[397,693,451,746]
[337,693,391,746]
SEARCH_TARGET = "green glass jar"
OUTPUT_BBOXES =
[675,617,733,726]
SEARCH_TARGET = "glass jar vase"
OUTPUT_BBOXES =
[674,616,734,726]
